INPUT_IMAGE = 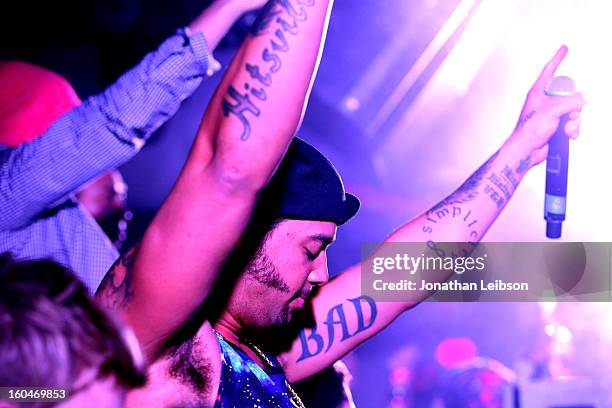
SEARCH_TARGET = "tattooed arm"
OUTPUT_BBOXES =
[97,0,334,358]
[277,46,585,382]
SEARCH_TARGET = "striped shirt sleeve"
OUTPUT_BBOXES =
[0,28,211,231]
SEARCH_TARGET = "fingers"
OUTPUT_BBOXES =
[551,94,584,139]
[532,45,568,93]
[549,93,585,116]
[565,117,581,139]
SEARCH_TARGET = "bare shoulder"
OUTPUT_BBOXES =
[126,321,222,408]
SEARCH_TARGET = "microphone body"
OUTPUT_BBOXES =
[544,76,576,239]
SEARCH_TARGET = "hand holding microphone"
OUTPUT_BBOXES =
[503,46,585,237]
[544,76,576,238]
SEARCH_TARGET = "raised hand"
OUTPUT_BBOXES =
[506,46,586,167]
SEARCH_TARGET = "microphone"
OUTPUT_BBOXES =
[544,76,576,239]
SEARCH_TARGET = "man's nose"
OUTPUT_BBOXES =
[308,253,329,286]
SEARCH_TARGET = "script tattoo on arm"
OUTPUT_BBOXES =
[221,0,316,141]
[484,161,526,208]
[516,110,536,130]
[96,246,137,310]
[296,296,378,362]
[421,150,528,242]
[421,153,499,241]
[430,152,499,211]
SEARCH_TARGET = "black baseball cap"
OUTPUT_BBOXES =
[259,138,360,226]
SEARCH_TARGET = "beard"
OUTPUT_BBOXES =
[273,305,292,328]
[245,246,300,328]
[245,243,291,294]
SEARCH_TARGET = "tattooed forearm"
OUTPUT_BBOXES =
[428,151,499,212]
[483,184,506,208]
[501,165,520,189]
[516,110,536,130]
[515,155,532,173]
[296,296,377,362]
[222,0,316,140]
[96,246,137,310]
[420,152,499,239]
[420,149,529,239]
[484,161,527,208]
[487,173,513,200]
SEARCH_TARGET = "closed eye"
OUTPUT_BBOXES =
[304,248,317,261]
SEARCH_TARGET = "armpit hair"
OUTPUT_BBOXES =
[168,336,212,395]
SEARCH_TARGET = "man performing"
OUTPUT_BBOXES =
[0,0,267,292]
[97,1,584,407]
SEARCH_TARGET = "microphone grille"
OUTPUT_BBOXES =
[545,76,576,96]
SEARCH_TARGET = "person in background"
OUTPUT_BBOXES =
[0,253,146,408]
[76,170,131,251]
[0,0,268,293]
[439,358,516,408]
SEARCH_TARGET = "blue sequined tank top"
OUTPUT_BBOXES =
[213,332,298,408]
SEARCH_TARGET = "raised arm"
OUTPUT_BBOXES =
[97,0,335,357]
[0,0,259,231]
[278,46,586,382]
